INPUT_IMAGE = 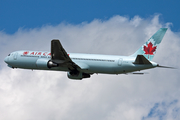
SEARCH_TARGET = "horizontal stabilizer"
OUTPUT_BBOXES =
[133,55,151,64]
[157,65,176,69]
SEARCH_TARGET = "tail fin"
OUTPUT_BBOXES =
[131,28,168,61]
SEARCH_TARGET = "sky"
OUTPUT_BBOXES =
[1,0,180,34]
[0,1,180,120]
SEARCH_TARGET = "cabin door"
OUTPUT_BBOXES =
[13,52,18,60]
[118,58,123,66]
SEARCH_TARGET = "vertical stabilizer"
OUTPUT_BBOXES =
[131,28,167,61]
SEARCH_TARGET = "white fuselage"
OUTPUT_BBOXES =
[4,50,157,74]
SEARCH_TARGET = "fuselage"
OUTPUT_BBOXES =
[4,50,157,74]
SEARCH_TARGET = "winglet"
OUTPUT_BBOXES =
[133,55,151,64]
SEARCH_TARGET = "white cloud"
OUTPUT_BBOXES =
[0,15,180,120]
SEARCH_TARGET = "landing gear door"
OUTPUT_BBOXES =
[118,58,123,66]
[13,52,18,60]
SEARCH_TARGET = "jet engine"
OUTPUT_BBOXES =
[36,59,58,69]
[67,70,90,80]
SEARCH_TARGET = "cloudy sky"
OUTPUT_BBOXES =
[0,1,180,120]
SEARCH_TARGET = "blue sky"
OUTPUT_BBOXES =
[1,0,180,34]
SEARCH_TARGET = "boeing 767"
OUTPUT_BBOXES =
[4,28,172,80]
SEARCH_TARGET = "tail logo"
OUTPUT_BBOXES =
[143,42,157,55]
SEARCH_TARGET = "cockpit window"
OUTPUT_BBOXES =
[8,54,10,56]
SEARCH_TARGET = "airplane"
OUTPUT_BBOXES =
[4,28,173,80]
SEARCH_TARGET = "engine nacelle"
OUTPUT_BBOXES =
[67,71,90,80]
[36,59,58,69]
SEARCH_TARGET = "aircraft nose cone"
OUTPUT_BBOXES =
[4,57,9,63]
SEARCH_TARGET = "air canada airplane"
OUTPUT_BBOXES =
[4,28,173,80]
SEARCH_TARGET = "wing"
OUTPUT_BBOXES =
[51,39,80,70]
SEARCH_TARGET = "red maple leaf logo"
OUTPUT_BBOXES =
[23,51,29,55]
[143,42,157,55]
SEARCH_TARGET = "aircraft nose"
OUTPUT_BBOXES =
[4,56,9,63]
